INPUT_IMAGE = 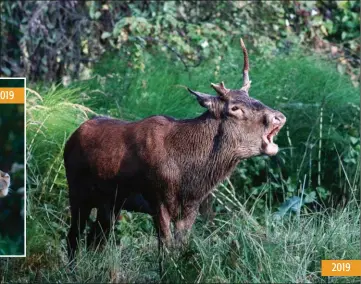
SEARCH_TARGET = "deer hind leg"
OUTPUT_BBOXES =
[87,199,120,249]
[87,207,109,249]
[67,194,92,264]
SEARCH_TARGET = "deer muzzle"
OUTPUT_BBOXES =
[262,111,286,156]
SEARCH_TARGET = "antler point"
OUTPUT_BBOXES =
[240,38,245,47]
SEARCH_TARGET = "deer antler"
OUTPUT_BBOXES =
[240,38,251,92]
[211,81,230,99]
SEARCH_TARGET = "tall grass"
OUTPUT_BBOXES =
[12,46,360,282]
[5,182,360,282]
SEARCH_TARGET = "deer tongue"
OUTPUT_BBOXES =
[262,127,280,156]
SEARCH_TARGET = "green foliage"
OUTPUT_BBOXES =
[328,1,360,43]
[1,1,359,86]
[273,192,317,220]
[274,196,303,217]
[0,236,23,255]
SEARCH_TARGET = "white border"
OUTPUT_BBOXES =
[0,77,26,257]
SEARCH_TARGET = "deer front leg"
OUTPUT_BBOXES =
[154,204,171,278]
[174,206,198,247]
[156,204,171,246]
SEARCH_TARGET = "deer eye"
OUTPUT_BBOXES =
[231,106,239,111]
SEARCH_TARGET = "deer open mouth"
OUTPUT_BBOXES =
[262,126,281,156]
[266,127,280,143]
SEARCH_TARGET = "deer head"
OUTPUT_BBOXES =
[187,38,286,158]
[0,170,10,198]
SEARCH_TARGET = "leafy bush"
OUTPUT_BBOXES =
[1,1,359,86]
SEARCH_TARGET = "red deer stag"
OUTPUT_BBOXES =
[64,39,286,264]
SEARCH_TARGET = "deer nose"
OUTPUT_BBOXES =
[273,112,286,125]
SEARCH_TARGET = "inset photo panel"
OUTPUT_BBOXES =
[0,78,25,257]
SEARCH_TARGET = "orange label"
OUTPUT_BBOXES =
[0,87,25,104]
[321,260,361,276]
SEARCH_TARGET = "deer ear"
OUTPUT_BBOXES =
[187,88,213,109]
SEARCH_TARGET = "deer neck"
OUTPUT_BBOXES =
[169,111,239,189]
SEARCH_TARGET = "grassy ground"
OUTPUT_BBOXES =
[3,199,360,283]
[2,46,359,282]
